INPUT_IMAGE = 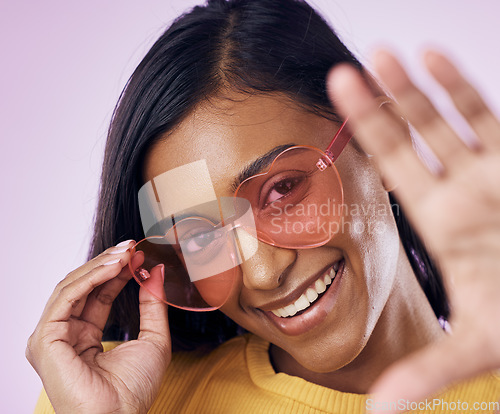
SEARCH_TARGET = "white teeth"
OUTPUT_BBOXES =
[305,287,318,303]
[284,303,298,317]
[314,278,326,294]
[270,263,340,318]
[294,294,310,312]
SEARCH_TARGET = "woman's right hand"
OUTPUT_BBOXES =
[26,240,171,414]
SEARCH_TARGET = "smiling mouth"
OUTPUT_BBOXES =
[270,261,340,318]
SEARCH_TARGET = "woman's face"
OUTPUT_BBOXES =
[144,91,402,373]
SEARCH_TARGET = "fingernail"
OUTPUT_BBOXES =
[104,258,121,266]
[116,239,134,247]
[159,264,165,283]
[110,246,130,254]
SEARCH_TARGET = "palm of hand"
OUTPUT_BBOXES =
[27,247,170,414]
[413,152,500,264]
[412,152,500,355]
[329,50,500,411]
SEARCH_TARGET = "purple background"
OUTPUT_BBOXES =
[1,0,499,411]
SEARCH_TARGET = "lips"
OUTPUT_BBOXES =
[262,259,345,336]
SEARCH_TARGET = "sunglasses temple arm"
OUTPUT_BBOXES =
[316,118,352,171]
[323,99,393,165]
[324,118,353,163]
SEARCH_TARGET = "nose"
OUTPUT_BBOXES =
[236,229,296,290]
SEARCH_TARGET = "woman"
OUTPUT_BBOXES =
[27,0,500,412]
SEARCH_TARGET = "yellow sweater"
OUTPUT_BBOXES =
[35,334,500,413]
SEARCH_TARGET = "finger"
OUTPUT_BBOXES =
[78,252,143,331]
[137,264,170,346]
[368,333,492,414]
[45,240,136,313]
[373,50,473,173]
[40,259,126,325]
[70,248,135,318]
[69,239,135,287]
[424,50,500,150]
[327,64,436,207]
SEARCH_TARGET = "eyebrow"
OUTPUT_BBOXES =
[231,143,296,192]
[171,208,220,226]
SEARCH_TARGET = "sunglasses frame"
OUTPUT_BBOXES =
[130,119,354,311]
[233,119,353,248]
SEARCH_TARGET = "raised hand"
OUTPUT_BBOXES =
[26,241,170,413]
[328,50,500,412]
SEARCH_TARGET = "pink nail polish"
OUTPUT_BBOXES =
[104,258,121,266]
[116,239,134,247]
[136,267,150,281]
[109,247,129,254]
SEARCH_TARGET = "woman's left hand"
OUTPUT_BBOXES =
[328,50,500,412]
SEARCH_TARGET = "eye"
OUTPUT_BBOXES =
[266,177,302,203]
[176,220,226,264]
[261,172,308,207]
[183,230,218,254]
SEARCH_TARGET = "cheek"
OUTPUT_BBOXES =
[194,270,237,309]
[363,217,401,304]
[346,197,400,295]
[336,156,402,308]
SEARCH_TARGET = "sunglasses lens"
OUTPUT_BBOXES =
[235,147,344,248]
[129,198,256,311]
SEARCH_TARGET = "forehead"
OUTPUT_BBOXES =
[143,92,337,198]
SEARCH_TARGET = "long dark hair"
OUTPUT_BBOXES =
[89,0,448,350]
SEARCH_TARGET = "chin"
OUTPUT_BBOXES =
[319,336,371,373]
[281,307,377,374]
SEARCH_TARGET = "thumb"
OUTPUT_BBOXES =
[138,264,170,347]
[368,332,490,414]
